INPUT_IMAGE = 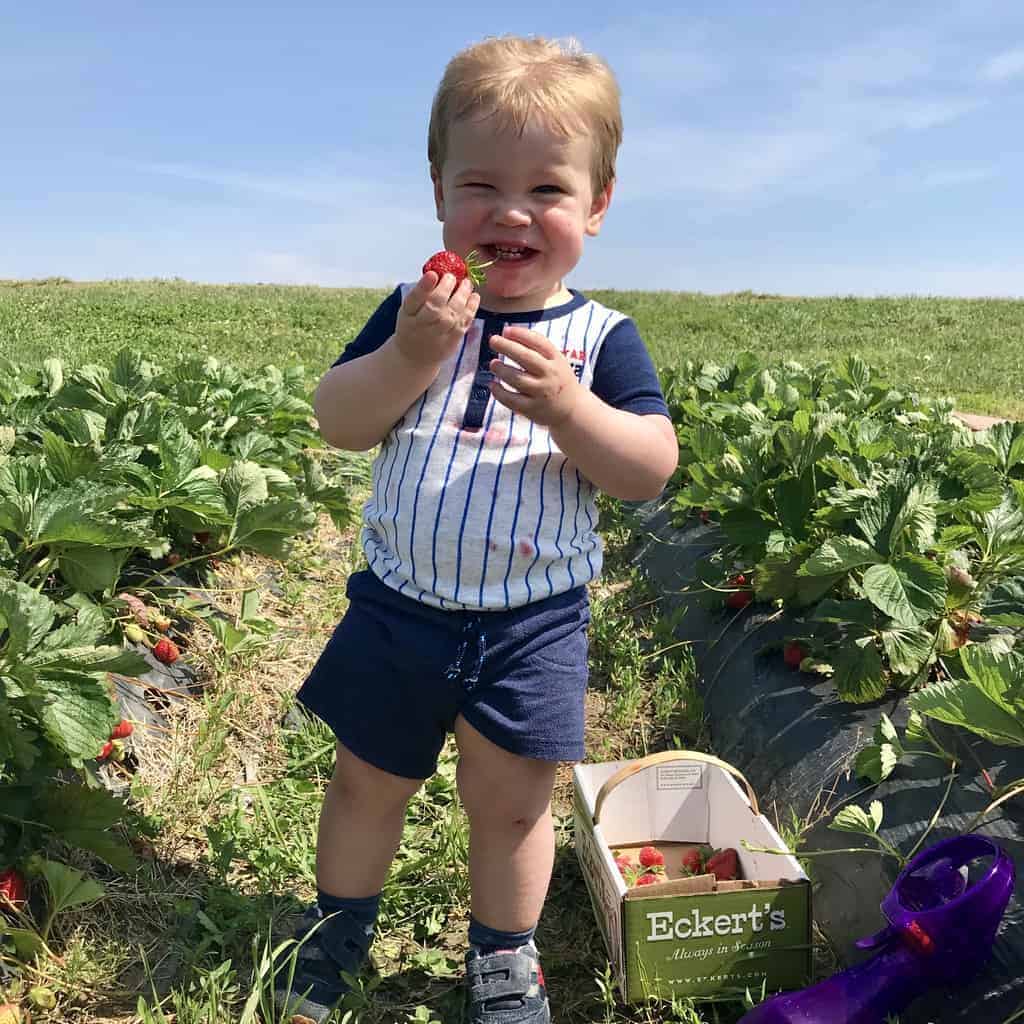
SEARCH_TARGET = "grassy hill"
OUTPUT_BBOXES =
[2,278,1022,418]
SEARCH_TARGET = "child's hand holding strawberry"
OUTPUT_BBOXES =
[393,266,481,370]
[487,325,580,428]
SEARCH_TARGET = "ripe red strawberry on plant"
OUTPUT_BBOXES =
[422,249,493,288]
[783,642,806,670]
[725,589,753,610]
[111,719,134,740]
[724,573,753,609]
[153,637,180,664]
[0,868,27,911]
[705,847,739,882]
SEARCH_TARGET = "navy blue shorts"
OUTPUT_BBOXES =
[296,569,591,779]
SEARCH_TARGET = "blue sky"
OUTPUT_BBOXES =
[3,0,1024,296]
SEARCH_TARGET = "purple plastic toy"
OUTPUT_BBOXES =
[739,834,1016,1024]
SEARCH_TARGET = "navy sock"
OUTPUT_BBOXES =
[468,914,537,953]
[317,889,381,930]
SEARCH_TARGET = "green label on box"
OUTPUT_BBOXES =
[622,886,811,1001]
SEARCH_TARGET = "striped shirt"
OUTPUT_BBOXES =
[334,286,670,611]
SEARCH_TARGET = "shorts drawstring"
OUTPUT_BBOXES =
[445,615,486,691]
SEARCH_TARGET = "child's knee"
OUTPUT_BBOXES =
[456,755,555,826]
[329,740,424,811]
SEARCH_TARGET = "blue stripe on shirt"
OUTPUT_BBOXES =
[452,398,499,605]
[406,335,471,590]
[478,411,517,607]
[380,392,430,584]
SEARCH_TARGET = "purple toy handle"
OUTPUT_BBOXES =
[739,834,1016,1024]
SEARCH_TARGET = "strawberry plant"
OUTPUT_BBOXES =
[0,347,368,872]
[665,357,1023,691]
[662,352,1024,765]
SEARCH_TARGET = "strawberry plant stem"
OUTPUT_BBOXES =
[135,546,234,591]
[904,761,958,863]
[743,841,890,859]
[641,638,695,661]
[965,778,1024,834]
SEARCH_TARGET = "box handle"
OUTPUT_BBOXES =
[592,749,760,824]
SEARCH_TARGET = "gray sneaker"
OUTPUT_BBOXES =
[465,942,550,1024]
[272,905,373,1023]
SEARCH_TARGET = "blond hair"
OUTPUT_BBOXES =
[428,35,622,194]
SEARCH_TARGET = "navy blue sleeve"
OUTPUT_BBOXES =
[332,286,403,367]
[591,318,670,417]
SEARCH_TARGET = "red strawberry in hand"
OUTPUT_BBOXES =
[422,249,493,288]
[0,868,27,911]
[638,846,665,869]
[705,847,739,882]
[634,873,658,887]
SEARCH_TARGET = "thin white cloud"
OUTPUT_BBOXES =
[921,165,998,186]
[130,160,436,228]
[807,31,938,88]
[617,125,870,200]
[609,20,986,208]
[585,16,726,93]
[981,47,1024,82]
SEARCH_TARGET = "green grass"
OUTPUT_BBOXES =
[2,278,1023,417]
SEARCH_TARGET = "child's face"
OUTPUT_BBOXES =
[432,113,613,313]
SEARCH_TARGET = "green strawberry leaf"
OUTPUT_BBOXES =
[831,639,887,703]
[830,801,883,837]
[982,578,1024,627]
[36,671,117,763]
[880,625,935,676]
[800,536,884,576]
[862,556,947,627]
[811,598,877,626]
[0,579,57,656]
[54,543,129,594]
[908,677,1024,747]
[39,859,105,917]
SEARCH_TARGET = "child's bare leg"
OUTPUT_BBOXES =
[317,741,424,897]
[454,717,558,932]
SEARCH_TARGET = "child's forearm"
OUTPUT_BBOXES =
[548,391,679,501]
[313,337,438,451]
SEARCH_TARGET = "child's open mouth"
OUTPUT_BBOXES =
[483,244,538,264]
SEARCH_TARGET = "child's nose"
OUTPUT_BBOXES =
[494,200,531,227]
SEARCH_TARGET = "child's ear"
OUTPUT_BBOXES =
[432,168,446,222]
[585,179,614,237]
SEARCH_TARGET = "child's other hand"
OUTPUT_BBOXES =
[394,272,480,369]
[488,325,580,428]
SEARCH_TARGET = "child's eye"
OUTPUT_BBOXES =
[461,182,492,189]
[534,185,565,194]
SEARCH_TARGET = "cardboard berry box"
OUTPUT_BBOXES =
[573,751,812,1003]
